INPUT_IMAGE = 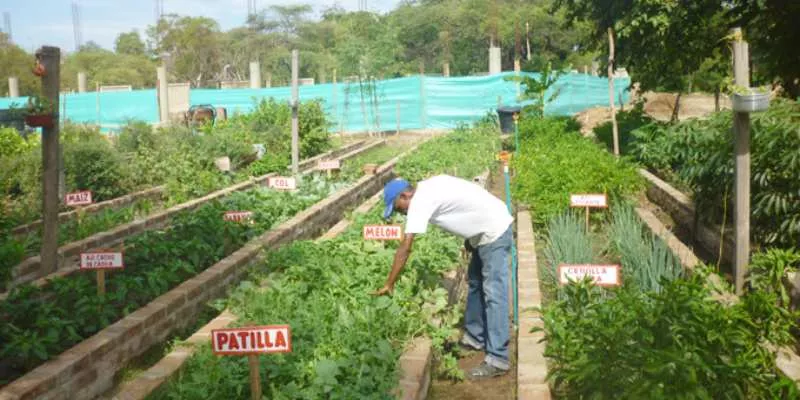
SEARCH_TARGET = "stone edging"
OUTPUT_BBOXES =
[0,147,397,400]
[639,169,735,265]
[515,210,551,400]
[5,140,378,292]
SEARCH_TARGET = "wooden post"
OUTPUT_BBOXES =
[396,102,400,135]
[248,354,261,400]
[585,207,590,233]
[731,27,750,296]
[38,46,61,274]
[607,27,620,157]
[525,22,531,61]
[97,270,105,296]
[291,50,299,178]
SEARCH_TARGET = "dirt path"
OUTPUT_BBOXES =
[429,162,517,400]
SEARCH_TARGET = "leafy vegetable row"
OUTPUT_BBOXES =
[0,176,347,385]
[151,123,501,399]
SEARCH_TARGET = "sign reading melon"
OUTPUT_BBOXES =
[318,160,341,170]
[569,194,608,208]
[363,224,403,240]
[80,252,124,270]
[212,325,292,355]
[267,176,297,190]
[224,211,254,223]
[558,264,621,287]
[65,190,93,207]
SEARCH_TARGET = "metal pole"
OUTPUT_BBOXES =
[38,46,61,274]
[503,164,518,326]
[291,49,299,178]
[731,28,750,295]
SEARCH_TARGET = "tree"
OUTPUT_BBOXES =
[554,0,731,121]
[731,0,800,98]
[0,33,38,97]
[115,31,146,56]
[147,15,223,87]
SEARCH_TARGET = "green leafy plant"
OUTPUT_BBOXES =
[608,204,683,293]
[539,273,798,399]
[541,211,594,298]
[629,99,800,248]
[512,117,643,226]
[507,62,565,118]
[748,248,800,309]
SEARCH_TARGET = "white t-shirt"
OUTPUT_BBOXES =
[405,175,513,246]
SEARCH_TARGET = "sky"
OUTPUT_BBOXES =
[1,0,403,53]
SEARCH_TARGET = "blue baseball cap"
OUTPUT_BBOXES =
[383,178,410,220]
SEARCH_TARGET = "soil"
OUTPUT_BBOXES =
[428,162,517,400]
[575,91,727,137]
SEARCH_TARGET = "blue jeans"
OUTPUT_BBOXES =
[464,226,512,370]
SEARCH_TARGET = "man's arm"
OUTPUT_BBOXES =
[372,233,415,296]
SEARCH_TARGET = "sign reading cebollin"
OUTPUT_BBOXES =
[558,264,620,287]
[212,325,292,355]
[363,224,403,240]
[570,194,607,208]
[80,252,124,270]
[317,160,341,170]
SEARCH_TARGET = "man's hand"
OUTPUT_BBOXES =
[371,284,393,296]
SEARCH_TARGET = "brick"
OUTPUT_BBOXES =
[518,364,548,386]
[518,383,552,400]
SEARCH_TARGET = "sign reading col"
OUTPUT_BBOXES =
[558,264,620,286]
[267,176,297,190]
[80,252,124,270]
[363,225,403,240]
[570,194,608,208]
[212,325,292,355]
[65,190,93,207]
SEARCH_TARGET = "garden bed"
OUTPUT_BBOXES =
[2,139,384,292]
[0,152,405,399]
[513,115,799,398]
[104,123,500,400]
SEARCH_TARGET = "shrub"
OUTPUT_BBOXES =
[629,99,800,248]
[117,120,158,153]
[540,273,798,399]
[63,136,132,202]
[512,117,644,225]
[593,100,659,155]
[0,127,36,158]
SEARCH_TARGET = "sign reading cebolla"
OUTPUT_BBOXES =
[318,160,341,170]
[363,224,403,240]
[80,252,124,270]
[570,194,608,208]
[224,211,254,223]
[267,176,297,190]
[212,325,292,355]
[65,190,93,206]
[558,264,620,286]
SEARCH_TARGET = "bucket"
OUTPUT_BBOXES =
[497,106,522,134]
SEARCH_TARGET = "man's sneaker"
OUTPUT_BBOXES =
[458,336,484,352]
[466,361,508,380]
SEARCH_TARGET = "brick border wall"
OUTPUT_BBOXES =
[5,140,378,292]
[640,169,735,265]
[516,210,551,400]
[0,148,397,400]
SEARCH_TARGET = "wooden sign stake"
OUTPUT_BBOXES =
[97,270,105,296]
[585,206,590,233]
[248,354,262,400]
